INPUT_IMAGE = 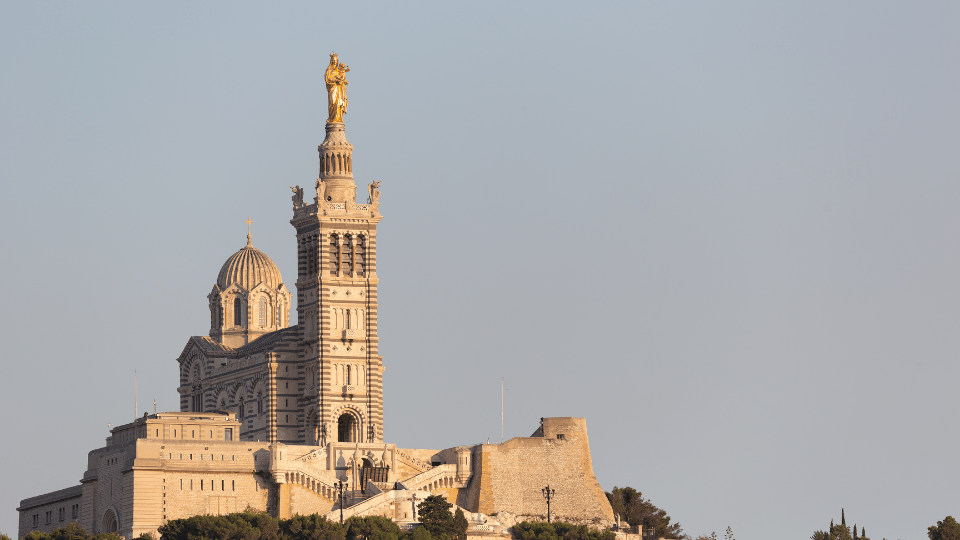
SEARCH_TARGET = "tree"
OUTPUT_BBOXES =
[416,495,458,540]
[345,516,401,540]
[816,523,851,540]
[606,487,684,539]
[52,523,89,540]
[158,510,280,540]
[283,513,346,540]
[452,509,468,540]
[929,516,960,540]
[512,521,615,540]
[724,527,735,540]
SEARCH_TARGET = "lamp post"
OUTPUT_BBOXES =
[336,479,349,524]
[542,486,555,523]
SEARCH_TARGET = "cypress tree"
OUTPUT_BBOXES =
[854,524,858,539]
[842,509,846,526]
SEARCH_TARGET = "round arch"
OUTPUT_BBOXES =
[333,407,363,443]
[101,508,118,534]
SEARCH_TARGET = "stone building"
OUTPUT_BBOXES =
[17,100,616,539]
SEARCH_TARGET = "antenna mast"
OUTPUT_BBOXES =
[135,370,138,418]
[501,377,504,443]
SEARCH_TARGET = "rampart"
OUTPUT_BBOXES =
[461,417,614,524]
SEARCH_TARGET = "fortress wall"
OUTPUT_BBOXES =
[17,486,83,538]
[465,418,614,523]
[132,439,273,536]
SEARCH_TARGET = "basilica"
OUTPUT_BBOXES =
[16,57,617,540]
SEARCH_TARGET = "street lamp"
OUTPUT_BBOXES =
[542,486,556,523]
[336,479,349,524]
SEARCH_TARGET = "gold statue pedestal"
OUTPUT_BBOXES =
[318,122,357,204]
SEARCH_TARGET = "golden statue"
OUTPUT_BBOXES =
[325,53,350,123]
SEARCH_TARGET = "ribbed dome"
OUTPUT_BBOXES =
[216,239,284,291]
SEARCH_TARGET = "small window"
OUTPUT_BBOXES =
[156,429,159,437]
[225,428,233,441]
[232,455,235,461]
[222,480,225,491]
[209,430,213,438]
[556,434,565,440]
[232,480,235,491]
[33,515,38,528]
[192,430,195,438]
[258,297,267,326]
[200,454,204,460]
[234,297,243,326]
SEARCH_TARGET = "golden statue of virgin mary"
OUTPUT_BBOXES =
[325,53,349,123]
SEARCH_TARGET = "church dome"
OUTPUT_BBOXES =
[216,235,284,291]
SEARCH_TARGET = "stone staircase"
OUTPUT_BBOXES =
[398,464,461,491]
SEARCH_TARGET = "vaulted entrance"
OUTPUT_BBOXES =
[337,412,358,442]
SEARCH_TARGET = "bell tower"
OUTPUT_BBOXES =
[291,59,384,446]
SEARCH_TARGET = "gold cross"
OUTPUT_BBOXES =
[245,217,253,246]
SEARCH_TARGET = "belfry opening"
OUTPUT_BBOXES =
[337,413,358,442]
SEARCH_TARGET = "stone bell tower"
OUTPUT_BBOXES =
[290,92,384,447]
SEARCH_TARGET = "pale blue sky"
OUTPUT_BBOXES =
[2,2,959,539]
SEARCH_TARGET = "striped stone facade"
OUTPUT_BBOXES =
[17,113,614,540]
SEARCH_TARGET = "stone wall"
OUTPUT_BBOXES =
[17,486,83,537]
[18,435,274,539]
[462,418,613,524]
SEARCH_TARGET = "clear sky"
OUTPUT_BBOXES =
[1,2,958,539]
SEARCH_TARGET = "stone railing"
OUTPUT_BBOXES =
[396,450,433,473]
[275,458,340,502]
[399,464,460,492]
[295,448,326,464]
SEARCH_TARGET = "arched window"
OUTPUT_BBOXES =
[258,297,267,327]
[257,392,263,415]
[234,298,242,326]
[238,400,244,420]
